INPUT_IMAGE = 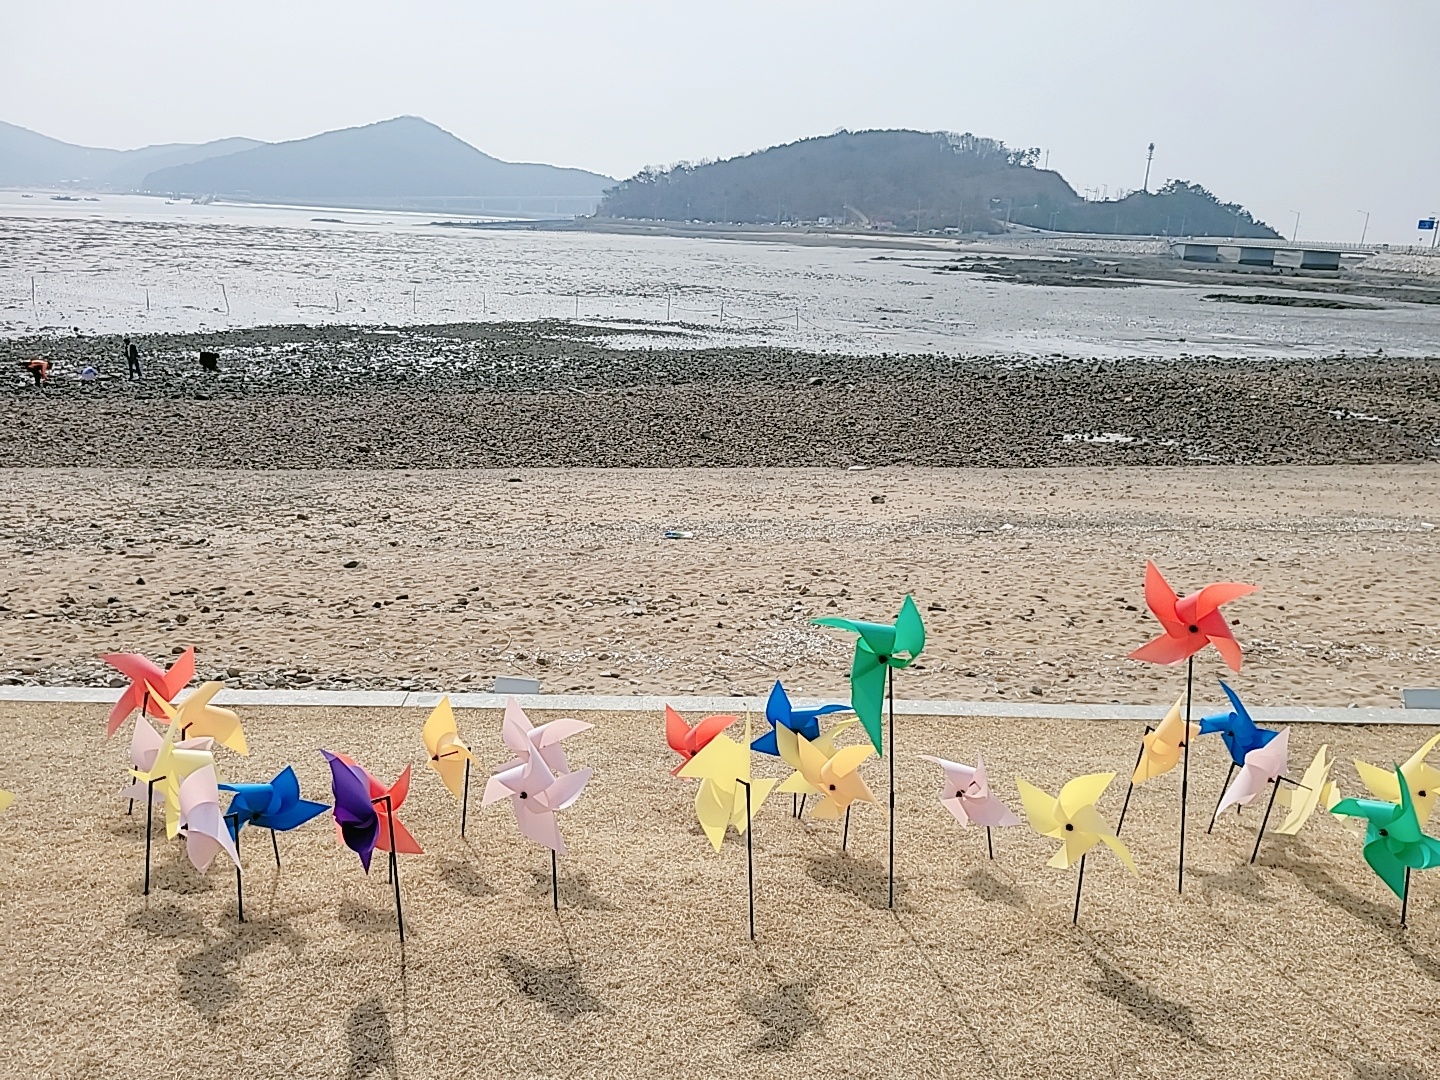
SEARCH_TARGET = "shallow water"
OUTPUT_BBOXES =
[3,192,1438,357]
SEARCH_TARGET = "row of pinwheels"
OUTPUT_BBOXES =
[102,648,593,935]
[665,567,1440,927]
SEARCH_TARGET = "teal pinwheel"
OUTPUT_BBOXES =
[1331,767,1440,900]
[813,595,926,755]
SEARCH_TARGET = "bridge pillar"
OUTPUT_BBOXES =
[1237,247,1275,267]
[1299,250,1341,271]
[1179,243,1219,263]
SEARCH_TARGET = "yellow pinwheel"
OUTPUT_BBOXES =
[150,682,247,755]
[137,721,220,840]
[1275,744,1339,836]
[677,713,776,851]
[770,718,858,793]
[1132,695,1199,785]
[1355,733,1440,826]
[776,729,876,821]
[423,696,475,798]
[1016,772,1137,874]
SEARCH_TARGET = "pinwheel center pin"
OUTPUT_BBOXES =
[1380,828,1389,837]
[519,791,529,799]
[1064,823,1075,831]
[828,784,837,791]
[1188,625,1199,633]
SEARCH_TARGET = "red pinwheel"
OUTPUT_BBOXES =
[1129,562,1256,672]
[325,751,423,862]
[101,647,196,736]
[664,706,737,776]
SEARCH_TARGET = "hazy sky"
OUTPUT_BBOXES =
[7,0,1439,243]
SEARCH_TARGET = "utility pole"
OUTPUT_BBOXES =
[1291,210,1301,243]
[1044,148,1050,170]
[1357,210,1370,244]
[1143,143,1155,193]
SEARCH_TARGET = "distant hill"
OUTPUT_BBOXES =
[601,130,1073,233]
[0,121,262,188]
[599,129,1278,239]
[142,116,612,203]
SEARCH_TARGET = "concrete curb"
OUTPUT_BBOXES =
[0,685,1432,725]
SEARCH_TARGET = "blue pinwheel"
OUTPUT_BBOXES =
[220,765,328,855]
[751,680,851,757]
[1200,681,1282,833]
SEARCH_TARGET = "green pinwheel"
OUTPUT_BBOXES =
[812,595,926,755]
[1331,767,1440,907]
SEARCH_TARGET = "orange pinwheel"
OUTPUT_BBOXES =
[1129,562,1256,672]
[665,706,737,776]
[101,647,195,736]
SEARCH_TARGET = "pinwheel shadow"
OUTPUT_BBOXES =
[175,916,304,1018]
[1272,854,1440,983]
[1083,953,1212,1047]
[339,895,404,935]
[1349,1059,1429,1080]
[436,856,496,898]
[1188,862,1272,902]
[526,868,616,911]
[804,852,907,911]
[348,994,399,1080]
[736,978,822,1054]
[496,952,604,1021]
[126,902,209,942]
[960,866,1026,909]
[133,854,220,897]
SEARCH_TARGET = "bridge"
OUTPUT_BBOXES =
[1169,237,1415,271]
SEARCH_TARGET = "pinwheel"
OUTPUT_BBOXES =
[768,712,860,821]
[665,705,737,776]
[1332,768,1440,925]
[1211,728,1294,863]
[423,696,477,834]
[118,716,166,813]
[1017,772,1136,924]
[1129,561,1256,672]
[101,646,195,736]
[322,751,417,940]
[750,680,850,756]
[1128,563,1255,892]
[813,595,926,909]
[500,698,591,776]
[1355,732,1440,827]
[918,754,1020,858]
[678,713,776,938]
[1200,681,1281,836]
[777,730,875,849]
[176,761,246,919]
[483,719,592,910]
[221,765,329,866]
[1275,744,1338,836]
[132,719,219,895]
[1115,694,1200,836]
[155,681,247,755]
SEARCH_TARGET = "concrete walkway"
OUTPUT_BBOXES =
[0,685,1432,725]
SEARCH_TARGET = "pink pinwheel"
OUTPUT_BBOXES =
[1129,562,1256,673]
[486,720,593,852]
[118,717,167,807]
[920,755,1021,828]
[177,763,240,872]
[101,647,195,736]
[1216,728,1290,819]
[499,697,591,775]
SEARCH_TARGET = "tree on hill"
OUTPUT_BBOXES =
[1009,179,1280,238]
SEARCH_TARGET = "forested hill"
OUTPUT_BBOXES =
[599,129,1278,238]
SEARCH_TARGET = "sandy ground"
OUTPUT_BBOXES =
[2,465,1439,707]
[2,701,1439,1079]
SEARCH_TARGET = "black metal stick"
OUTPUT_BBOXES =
[1403,867,1412,928]
[460,759,471,838]
[1073,853,1087,925]
[792,793,798,818]
[1208,762,1237,833]
[1115,727,1153,837]
[842,805,851,851]
[270,828,281,868]
[738,778,755,940]
[798,794,806,818]
[986,825,994,860]
[1249,777,1283,864]
[551,850,559,912]
[143,776,162,896]
[1179,655,1193,894]
[229,813,244,923]
[379,794,404,942]
[887,664,896,910]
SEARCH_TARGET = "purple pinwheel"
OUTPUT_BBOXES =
[323,749,381,871]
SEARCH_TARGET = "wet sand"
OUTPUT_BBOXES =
[2,465,1438,706]
[1,701,1437,1079]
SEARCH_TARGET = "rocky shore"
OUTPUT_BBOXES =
[4,321,1439,469]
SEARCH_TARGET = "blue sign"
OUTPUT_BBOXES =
[1421,218,1438,230]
